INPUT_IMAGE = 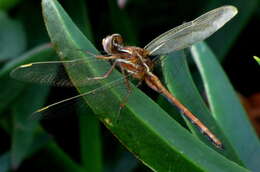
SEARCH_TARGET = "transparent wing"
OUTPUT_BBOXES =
[144,5,238,55]
[30,75,131,120]
[10,58,113,87]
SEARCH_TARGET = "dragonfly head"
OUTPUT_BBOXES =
[102,33,124,55]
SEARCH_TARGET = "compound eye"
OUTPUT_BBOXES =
[112,34,123,46]
[102,34,124,54]
[102,36,113,54]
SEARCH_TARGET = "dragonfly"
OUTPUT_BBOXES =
[11,5,237,149]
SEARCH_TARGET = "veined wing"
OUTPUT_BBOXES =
[144,5,237,56]
[10,58,114,87]
[30,75,130,120]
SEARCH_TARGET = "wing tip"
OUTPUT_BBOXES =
[10,63,33,78]
[223,5,238,17]
[20,63,33,68]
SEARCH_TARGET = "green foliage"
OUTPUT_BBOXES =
[253,56,260,65]
[0,0,259,171]
[0,11,26,61]
[0,0,21,11]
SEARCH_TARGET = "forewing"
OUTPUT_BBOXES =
[144,5,238,55]
[10,58,113,87]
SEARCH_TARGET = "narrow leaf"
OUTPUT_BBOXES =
[162,51,243,164]
[190,42,260,172]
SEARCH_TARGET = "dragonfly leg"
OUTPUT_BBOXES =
[75,49,120,60]
[114,67,133,122]
[95,55,120,60]
[90,61,118,80]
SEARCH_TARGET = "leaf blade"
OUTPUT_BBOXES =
[190,42,260,172]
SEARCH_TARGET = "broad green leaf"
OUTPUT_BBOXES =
[42,0,249,171]
[0,11,26,60]
[60,1,103,170]
[190,42,260,172]
[162,51,243,165]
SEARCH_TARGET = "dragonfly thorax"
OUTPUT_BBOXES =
[102,34,154,79]
[116,46,154,80]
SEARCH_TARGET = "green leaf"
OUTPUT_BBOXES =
[46,142,84,172]
[78,107,102,172]
[253,56,260,65]
[42,0,250,171]
[190,42,260,172]
[5,45,53,169]
[0,11,26,61]
[0,75,26,114]
[60,1,103,171]
[0,121,82,172]
[0,0,21,11]
[162,51,243,164]
[11,85,49,169]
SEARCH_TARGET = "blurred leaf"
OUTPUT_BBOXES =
[205,0,258,60]
[16,2,50,48]
[190,42,260,172]
[113,152,138,172]
[0,120,81,172]
[0,76,26,115]
[0,152,10,172]
[78,107,102,172]
[0,43,54,76]
[0,125,51,172]
[0,11,26,61]
[0,44,55,114]
[42,0,250,171]
[46,142,84,172]
[11,84,49,169]
[0,0,21,11]
[253,56,260,65]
